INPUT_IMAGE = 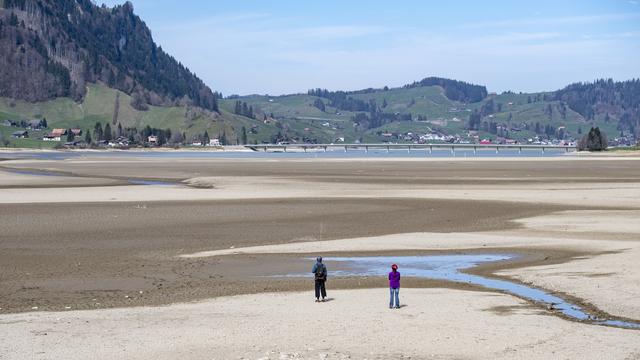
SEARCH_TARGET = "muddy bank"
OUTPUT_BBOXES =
[0,197,563,313]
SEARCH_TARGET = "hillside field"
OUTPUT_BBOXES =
[0,83,622,148]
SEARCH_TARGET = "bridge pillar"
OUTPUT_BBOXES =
[408,145,411,153]
[387,146,390,153]
[473,146,477,155]
[429,146,433,154]
[344,145,348,153]
[284,146,287,152]
[365,146,368,153]
[518,147,522,154]
[496,146,499,154]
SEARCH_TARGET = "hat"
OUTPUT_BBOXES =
[391,264,398,270]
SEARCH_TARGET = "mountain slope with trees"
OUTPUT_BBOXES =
[0,0,218,110]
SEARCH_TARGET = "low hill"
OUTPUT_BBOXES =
[221,79,631,145]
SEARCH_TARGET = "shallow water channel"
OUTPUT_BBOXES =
[1,167,177,186]
[307,254,640,330]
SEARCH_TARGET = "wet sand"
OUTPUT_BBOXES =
[1,154,640,358]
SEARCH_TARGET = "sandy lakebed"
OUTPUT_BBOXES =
[1,152,639,359]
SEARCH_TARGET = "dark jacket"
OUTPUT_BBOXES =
[312,262,327,281]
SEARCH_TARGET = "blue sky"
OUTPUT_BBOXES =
[101,0,640,95]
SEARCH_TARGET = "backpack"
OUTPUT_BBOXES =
[315,263,326,281]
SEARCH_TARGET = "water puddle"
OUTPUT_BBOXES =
[2,167,176,186]
[2,168,62,177]
[296,255,640,330]
[126,179,176,186]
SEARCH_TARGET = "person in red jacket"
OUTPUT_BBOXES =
[389,264,400,309]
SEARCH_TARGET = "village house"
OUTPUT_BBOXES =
[12,130,28,138]
[209,138,221,146]
[43,129,66,141]
[108,136,129,148]
[147,135,158,144]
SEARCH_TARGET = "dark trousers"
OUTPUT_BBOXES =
[315,279,327,299]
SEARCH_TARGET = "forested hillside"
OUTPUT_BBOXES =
[554,79,640,136]
[0,0,218,110]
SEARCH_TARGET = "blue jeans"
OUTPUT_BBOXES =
[389,287,400,308]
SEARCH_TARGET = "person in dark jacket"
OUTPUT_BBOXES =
[312,256,327,302]
[389,264,401,309]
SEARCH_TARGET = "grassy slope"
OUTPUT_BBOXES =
[1,83,621,147]
[0,84,269,147]
[232,86,618,143]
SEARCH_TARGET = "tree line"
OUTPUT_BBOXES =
[404,77,488,103]
[233,101,255,118]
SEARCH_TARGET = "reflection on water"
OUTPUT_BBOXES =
[301,255,640,330]
[126,179,176,186]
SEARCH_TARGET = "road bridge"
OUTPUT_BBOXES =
[245,143,577,154]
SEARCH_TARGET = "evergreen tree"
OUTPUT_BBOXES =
[104,123,112,142]
[220,131,227,145]
[241,126,247,144]
[66,129,74,142]
[85,129,92,144]
[9,13,18,27]
[313,99,326,112]
[203,130,210,146]
[94,122,103,141]
[578,127,608,151]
